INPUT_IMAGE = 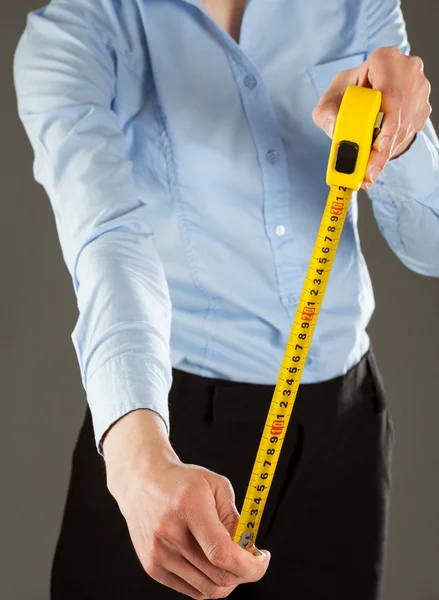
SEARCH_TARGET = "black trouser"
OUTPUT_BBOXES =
[51,345,394,599]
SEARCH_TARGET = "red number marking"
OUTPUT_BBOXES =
[270,420,284,436]
[301,306,316,321]
[330,201,344,216]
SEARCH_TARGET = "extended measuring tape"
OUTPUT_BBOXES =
[233,85,384,554]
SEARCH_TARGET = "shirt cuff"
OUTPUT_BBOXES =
[85,353,171,456]
[376,129,439,208]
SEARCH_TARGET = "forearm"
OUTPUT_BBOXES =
[72,228,173,455]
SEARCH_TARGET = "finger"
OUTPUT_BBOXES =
[361,147,389,190]
[175,526,248,588]
[151,564,208,600]
[188,497,270,581]
[165,548,238,599]
[312,69,358,138]
[372,84,404,160]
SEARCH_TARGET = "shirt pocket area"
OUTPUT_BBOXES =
[307,52,367,98]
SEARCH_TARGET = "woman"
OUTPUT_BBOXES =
[13,0,437,598]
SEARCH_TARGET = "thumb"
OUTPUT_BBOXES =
[312,69,357,139]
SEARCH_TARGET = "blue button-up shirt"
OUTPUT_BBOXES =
[14,0,439,454]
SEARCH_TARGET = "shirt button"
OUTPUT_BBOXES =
[267,149,279,164]
[288,293,295,304]
[275,224,285,237]
[244,74,257,89]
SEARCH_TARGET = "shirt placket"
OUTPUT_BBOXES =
[224,56,304,318]
[176,0,305,316]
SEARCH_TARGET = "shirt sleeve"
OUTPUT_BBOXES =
[13,0,173,455]
[365,0,439,277]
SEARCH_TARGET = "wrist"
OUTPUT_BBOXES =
[102,409,178,486]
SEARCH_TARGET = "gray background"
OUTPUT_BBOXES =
[1,1,438,598]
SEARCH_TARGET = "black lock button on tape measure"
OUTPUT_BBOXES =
[233,85,384,554]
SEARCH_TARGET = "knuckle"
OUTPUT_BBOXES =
[219,474,235,497]
[420,104,432,123]
[163,522,181,544]
[152,518,175,540]
[410,55,424,72]
[152,519,165,537]
[208,544,230,567]
[386,45,402,57]
[174,487,196,513]
[376,45,401,60]
[213,569,236,588]
[206,585,223,599]
[422,79,432,99]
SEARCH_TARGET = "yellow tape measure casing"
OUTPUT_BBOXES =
[326,85,382,191]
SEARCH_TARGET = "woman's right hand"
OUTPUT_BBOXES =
[102,409,271,599]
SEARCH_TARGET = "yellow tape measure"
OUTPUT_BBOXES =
[233,85,384,553]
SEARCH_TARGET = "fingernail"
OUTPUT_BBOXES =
[324,118,334,138]
[369,166,381,183]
